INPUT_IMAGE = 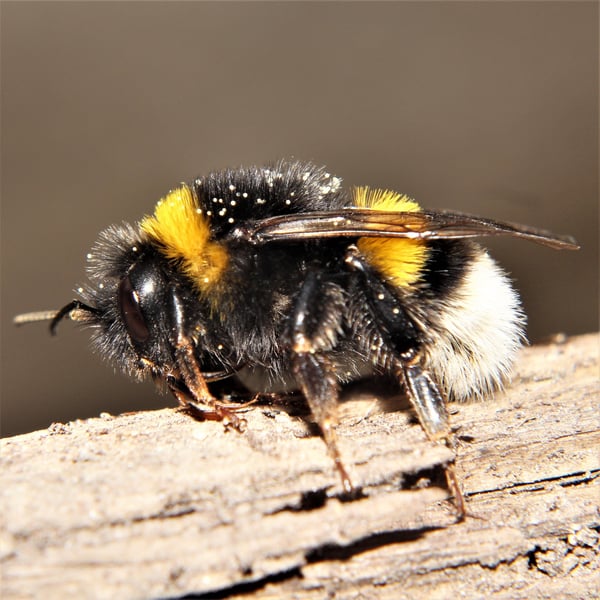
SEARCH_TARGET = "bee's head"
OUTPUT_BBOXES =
[15,195,236,395]
[51,223,194,382]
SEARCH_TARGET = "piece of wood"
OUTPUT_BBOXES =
[1,333,598,599]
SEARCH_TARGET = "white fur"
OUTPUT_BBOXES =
[425,250,526,400]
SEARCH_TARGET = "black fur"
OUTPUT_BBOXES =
[73,161,467,396]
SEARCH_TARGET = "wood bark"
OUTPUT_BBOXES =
[1,333,599,599]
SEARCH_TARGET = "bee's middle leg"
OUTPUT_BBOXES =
[288,271,353,493]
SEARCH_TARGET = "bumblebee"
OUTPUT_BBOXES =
[15,160,578,514]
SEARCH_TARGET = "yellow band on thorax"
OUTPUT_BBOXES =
[140,186,228,294]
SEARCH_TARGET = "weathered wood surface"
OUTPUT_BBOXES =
[1,333,598,599]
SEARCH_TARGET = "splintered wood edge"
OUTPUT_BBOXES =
[1,333,599,599]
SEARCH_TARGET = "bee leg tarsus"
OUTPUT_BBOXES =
[292,347,349,490]
[289,271,351,492]
[177,399,247,432]
[218,407,247,433]
[294,352,354,494]
[397,350,467,518]
[171,333,248,433]
[444,463,467,521]
[322,417,354,494]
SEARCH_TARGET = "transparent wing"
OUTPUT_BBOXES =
[236,208,579,250]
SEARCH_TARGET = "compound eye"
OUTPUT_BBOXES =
[118,276,150,344]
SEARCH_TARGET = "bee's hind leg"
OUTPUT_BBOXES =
[396,349,466,519]
[289,271,354,494]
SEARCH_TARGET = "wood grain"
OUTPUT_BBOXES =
[1,333,598,599]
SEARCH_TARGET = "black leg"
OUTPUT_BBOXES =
[173,334,247,432]
[398,349,466,519]
[346,247,466,517]
[168,288,247,432]
[289,271,353,493]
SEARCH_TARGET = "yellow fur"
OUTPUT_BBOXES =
[140,186,228,294]
[353,187,428,288]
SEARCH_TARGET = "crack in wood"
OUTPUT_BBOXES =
[1,333,598,599]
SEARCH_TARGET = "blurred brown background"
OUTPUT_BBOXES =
[2,2,597,437]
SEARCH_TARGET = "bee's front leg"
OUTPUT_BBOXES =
[167,335,247,433]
